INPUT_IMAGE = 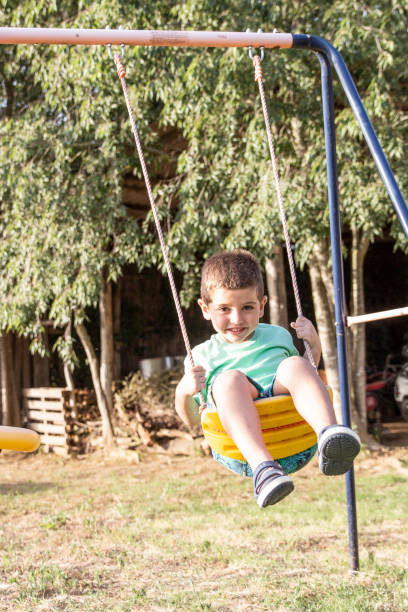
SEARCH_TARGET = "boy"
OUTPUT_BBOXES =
[175,250,360,508]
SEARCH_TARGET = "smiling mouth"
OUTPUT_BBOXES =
[228,327,246,334]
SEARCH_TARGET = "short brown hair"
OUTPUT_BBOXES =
[200,250,264,303]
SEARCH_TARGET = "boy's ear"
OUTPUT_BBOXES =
[198,298,211,320]
[259,295,267,317]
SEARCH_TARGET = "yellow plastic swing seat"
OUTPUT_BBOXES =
[0,426,41,452]
[201,394,329,461]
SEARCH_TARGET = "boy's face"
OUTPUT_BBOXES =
[198,286,267,344]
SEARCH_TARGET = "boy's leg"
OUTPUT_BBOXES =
[211,370,294,506]
[273,356,335,433]
[211,369,271,470]
[274,356,360,475]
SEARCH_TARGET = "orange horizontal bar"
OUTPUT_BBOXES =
[347,306,408,326]
[0,27,293,49]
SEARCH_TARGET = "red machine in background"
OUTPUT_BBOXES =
[366,348,408,435]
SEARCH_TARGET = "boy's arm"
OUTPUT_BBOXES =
[175,366,206,428]
[290,315,322,366]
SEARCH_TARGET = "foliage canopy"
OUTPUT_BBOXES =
[0,0,406,344]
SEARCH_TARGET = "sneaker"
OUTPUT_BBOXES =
[318,425,361,475]
[253,460,294,507]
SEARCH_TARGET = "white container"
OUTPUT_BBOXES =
[138,356,185,378]
[138,357,165,378]
[163,356,175,369]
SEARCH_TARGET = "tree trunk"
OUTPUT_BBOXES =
[75,322,115,446]
[63,323,77,418]
[113,279,122,381]
[14,335,23,396]
[349,228,370,429]
[309,240,342,422]
[100,273,114,413]
[0,333,21,426]
[13,334,24,422]
[22,337,31,388]
[265,245,288,328]
[33,328,50,387]
[20,337,31,422]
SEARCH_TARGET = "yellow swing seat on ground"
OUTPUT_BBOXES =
[201,392,331,461]
[0,426,41,452]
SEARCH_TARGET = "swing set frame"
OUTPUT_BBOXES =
[1,26,407,574]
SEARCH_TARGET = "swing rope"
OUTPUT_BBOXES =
[251,53,316,369]
[111,54,206,408]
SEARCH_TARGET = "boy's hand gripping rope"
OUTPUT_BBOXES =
[112,53,207,411]
[252,54,317,369]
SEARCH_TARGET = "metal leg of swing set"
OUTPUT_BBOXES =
[316,47,360,573]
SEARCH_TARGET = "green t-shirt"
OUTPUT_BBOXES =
[186,323,299,402]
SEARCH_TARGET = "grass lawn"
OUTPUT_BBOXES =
[0,446,407,611]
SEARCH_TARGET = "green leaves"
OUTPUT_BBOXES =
[0,0,406,338]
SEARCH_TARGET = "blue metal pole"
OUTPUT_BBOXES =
[317,50,360,573]
[292,34,408,238]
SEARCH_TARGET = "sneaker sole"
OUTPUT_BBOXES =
[319,428,361,475]
[256,476,294,508]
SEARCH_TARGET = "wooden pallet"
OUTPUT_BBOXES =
[22,387,72,456]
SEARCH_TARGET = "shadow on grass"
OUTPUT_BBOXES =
[0,481,55,495]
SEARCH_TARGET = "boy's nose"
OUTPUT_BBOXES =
[229,309,242,324]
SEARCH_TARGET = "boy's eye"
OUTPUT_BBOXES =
[218,306,230,312]
[243,305,254,310]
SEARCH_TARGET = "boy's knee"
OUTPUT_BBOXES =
[278,355,313,373]
[275,355,315,384]
[275,355,322,394]
[212,369,249,398]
